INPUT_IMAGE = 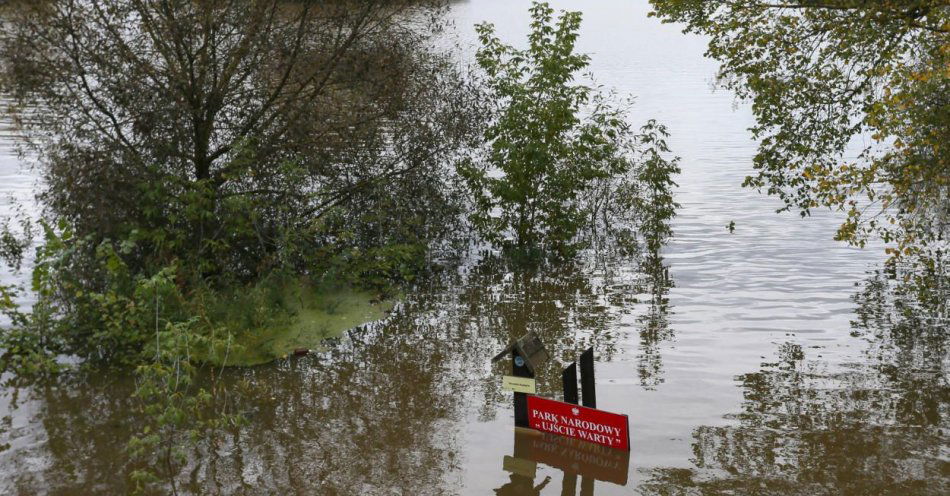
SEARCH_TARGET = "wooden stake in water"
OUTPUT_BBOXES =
[562,362,578,405]
[580,347,596,409]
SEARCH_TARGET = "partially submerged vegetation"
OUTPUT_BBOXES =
[462,2,680,259]
[0,0,945,493]
[650,0,950,256]
[0,0,481,490]
[0,0,677,375]
[0,0,475,368]
[0,0,681,491]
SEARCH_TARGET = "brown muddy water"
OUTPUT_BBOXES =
[0,1,948,494]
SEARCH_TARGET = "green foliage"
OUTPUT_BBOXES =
[0,0,481,285]
[461,2,679,258]
[4,222,178,367]
[0,0,479,490]
[0,214,31,272]
[634,121,682,253]
[0,222,397,371]
[0,0,472,376]
[650,0,950,254]
[0,289,64,377]
[0,222,397,489]
[0,223,230,492]
[126,314,244,496]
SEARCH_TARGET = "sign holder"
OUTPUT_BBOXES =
[512,347,531,427]
[562,346,596,407]
[493,331,551,428]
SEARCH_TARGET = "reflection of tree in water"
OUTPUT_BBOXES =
[640,258,949,495]
[0,287,489,494]
[0,252,652,493]
[633,251,674,390]
[462,255,641,420]
[0,373,144,494]
[201,302,485,495]
[852,258,947,384]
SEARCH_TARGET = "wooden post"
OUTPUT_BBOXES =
[580,347,596,409]
[580,476,594,496]
[561,474,577,496]
[513,348,533,427]
[562,362,578,405]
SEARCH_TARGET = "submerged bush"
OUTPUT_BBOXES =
[0,1,482,490]
[0,0,482,368]
[460,2,680,259]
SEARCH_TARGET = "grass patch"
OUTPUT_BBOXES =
[201,279,396,367]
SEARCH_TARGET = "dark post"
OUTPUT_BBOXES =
[580,476,594,496]
[558,360,581,496]
[561,474,577,496]
[580,347,596,409]
[562,362,578,405]
[512,348,533,427]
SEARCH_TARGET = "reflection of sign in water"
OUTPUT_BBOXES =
[527,396,630,451]
[513,429,630,485]
[502,375,536,394]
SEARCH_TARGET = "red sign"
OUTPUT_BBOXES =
[526,396,630,451]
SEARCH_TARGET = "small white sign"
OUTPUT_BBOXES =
[502,375,537,394]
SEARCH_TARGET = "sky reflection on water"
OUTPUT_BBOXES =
[0,1,946,494]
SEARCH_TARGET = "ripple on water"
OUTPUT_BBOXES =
[0,1,943,495]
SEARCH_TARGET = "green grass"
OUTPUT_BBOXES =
[203,281,396,367]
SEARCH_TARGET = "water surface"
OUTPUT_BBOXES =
[0,1,946,494]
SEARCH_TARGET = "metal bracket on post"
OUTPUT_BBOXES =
[491,331,551,375]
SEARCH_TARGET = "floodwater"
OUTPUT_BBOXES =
[0,1,947,494]
[0,96,34,313]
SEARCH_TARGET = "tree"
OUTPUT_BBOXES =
[460,1,679,257]
[0,0,481,282]
[0,2,483,489]
[650,0,950,255]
